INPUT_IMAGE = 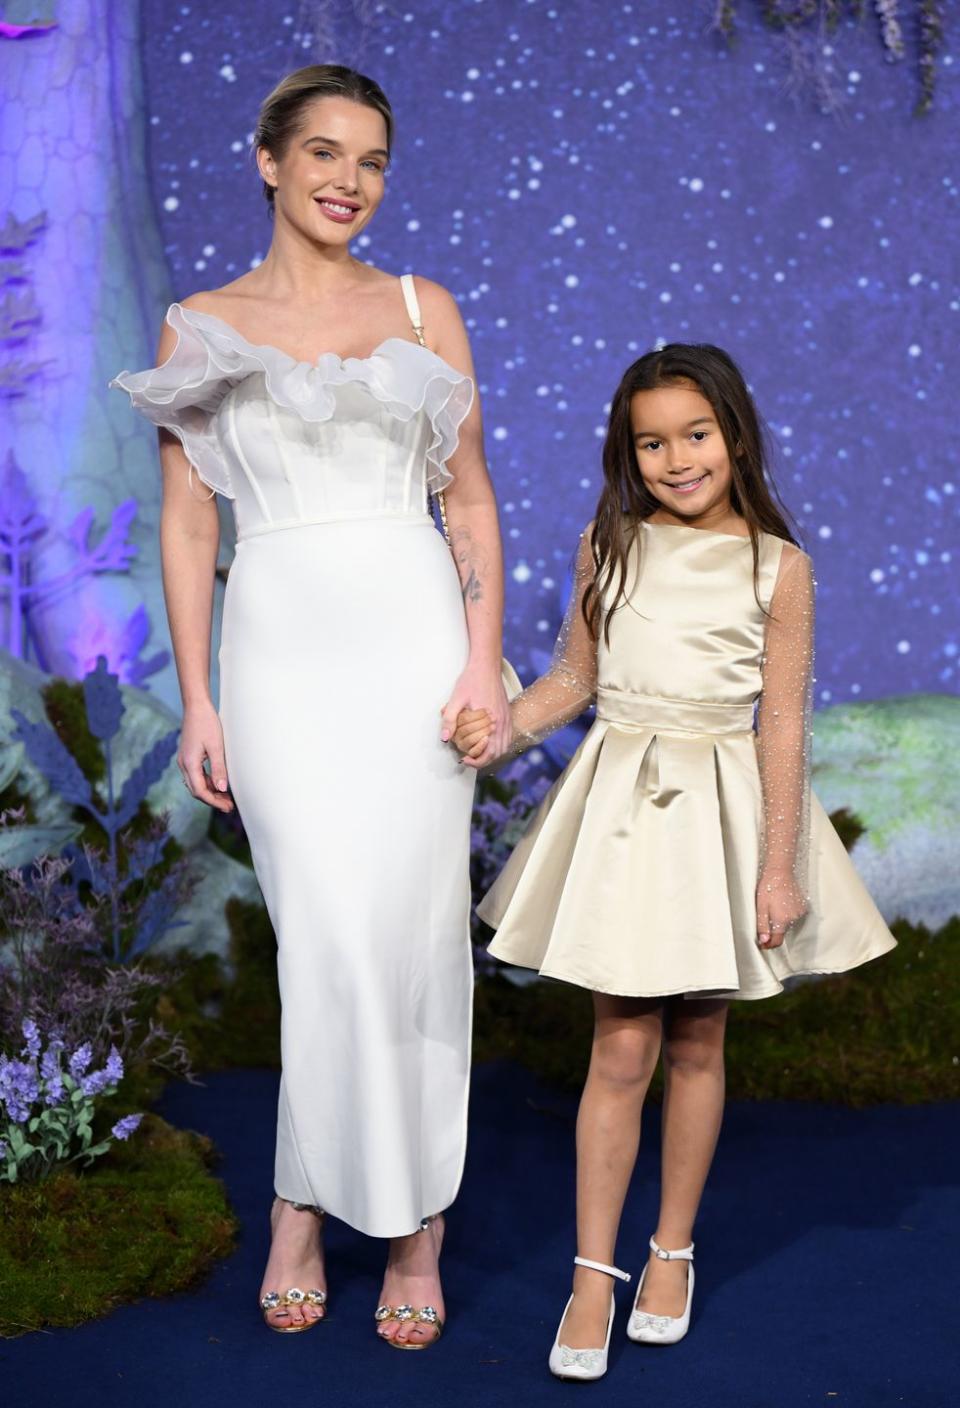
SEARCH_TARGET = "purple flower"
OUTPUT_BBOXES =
[20,1019,41,1061]
[110,1113,142,1141]
[68,1043,92,1080]
[104,1046,124,1084]
[81,1045,124,1098]
[40,1042,64,1106]
[0,1057,40,1124]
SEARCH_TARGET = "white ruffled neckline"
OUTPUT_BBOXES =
[110,301,475,501]
[170,301,456,378]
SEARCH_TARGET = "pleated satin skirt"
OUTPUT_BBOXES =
[479,701,896,1001]
[219,516,475,1236]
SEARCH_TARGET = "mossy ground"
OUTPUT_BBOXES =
[0,1114,237,1338]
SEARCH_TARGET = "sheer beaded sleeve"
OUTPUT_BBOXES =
[509,526,599,752]
[756,543,815,913]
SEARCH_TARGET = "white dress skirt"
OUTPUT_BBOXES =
[112,283,477,1236]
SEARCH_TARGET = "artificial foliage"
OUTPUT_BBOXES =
[709,0,946,112]
[10,657,187,964]
[0,1113,236,1338]
[0,1019,141,1185]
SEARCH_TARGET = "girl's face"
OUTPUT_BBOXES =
[629,380,736,525]
[258,96,389,247]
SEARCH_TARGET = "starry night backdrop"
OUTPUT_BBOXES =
[136,0,958,707]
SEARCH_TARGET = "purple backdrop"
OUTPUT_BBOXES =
[139,1,958,704]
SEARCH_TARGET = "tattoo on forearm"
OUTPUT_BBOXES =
[451,526,487,607]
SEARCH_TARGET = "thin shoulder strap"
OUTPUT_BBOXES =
[399,273,426,347]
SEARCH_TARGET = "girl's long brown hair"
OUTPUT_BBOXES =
[583,343,799,642]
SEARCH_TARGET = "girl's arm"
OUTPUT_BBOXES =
[418,279,511,766]
[755,543,815,947]
[155,319,234,814]
[456,526,598,765]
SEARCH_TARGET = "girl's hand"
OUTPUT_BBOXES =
[453,708,494,759]
[756,870,808,949]
[441,662,511,769]
[177,699,234,813]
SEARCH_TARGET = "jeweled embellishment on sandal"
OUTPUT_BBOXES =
[261,1291,281,1310]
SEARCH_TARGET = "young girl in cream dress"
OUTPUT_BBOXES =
[454,343,895,1382]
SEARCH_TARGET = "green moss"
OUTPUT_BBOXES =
[0,1114,236,1337]
[473,917,960,1106]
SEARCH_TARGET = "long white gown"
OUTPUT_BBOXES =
[112,278,477,1236]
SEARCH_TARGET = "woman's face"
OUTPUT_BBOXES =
[629,380,735,523]
[258,96,389,246]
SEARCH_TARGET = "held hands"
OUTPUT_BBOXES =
[440,662,511,769]
[756,870,809,949]
[451,707,496,765]
[177,700,235,813]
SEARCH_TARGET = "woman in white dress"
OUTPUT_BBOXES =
[112,65,510,1347]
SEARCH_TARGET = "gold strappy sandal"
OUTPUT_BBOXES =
[260,1200,328,1334]
[374,1215,444,1350]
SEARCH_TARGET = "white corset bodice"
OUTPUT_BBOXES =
[111,301,474,541]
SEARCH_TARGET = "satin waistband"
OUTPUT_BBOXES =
[595,687,755,737]
[238,510,434,541]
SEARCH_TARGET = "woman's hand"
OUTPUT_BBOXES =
[177,699,234,812]
[441,662,511,769]
[755,870,808,949]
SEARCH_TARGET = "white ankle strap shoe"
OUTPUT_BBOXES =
[548,1256,632,1381]
[626,1236,695,1346]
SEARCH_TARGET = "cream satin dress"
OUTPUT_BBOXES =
[479,522,896,999]
[113,276,477,1236]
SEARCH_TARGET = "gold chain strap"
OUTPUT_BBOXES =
[409,309,451,548]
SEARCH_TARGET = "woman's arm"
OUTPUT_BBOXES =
[755,543,815,947]
[454,526,598,766]
[417,278,511,765]
[155,318,234,813]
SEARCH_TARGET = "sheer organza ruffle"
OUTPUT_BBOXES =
[110,302,475,500]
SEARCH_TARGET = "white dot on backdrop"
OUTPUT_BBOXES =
[659,291,671,303]
[688,177,704,192]
[870,568,885,583]
[897,640,911,654]
[180,51,193,64]
[407,219,420,232]
[818,525,832,539]
[565,274,579,288]
[202,243,215,256]
[513,563,532,583]
[461,91,475,102]
[493,427,509,440]
[818,215,834,229]
[908,344,922,357]
[561,214,577,228]
[163,196,179,212]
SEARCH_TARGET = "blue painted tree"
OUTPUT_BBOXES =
[0,450,168,684]
[10,657,185,963]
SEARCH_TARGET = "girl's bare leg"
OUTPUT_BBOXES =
[636,997,728,1317]
[561,994,663,1349]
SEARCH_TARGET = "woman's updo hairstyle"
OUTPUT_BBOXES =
[254,64,394,207]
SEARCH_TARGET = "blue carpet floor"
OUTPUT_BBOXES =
[1,1063,957,1408]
